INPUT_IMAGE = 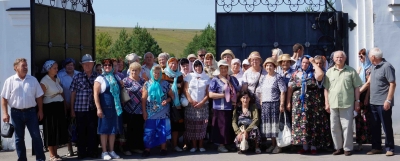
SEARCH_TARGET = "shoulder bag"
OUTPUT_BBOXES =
[277,112,291,147]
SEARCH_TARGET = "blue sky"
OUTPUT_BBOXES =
[93,0,215,29]
[93,0,322,29]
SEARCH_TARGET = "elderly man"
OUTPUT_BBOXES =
[1,58,46,161]
[367,48,396,156]
[57,58,80,156]
[142,52,157,81]
[197,49,207,62]
[70,54,99,159]
[323,51,363,156]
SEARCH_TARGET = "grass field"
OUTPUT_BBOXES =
[96,27,202,58]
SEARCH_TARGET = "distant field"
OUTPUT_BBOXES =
[96,27,202,58]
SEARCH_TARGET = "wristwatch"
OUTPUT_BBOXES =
[355,100,360,102]
[386,100,392,104]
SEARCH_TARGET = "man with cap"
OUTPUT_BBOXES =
[70,54,99,159]
[57,58,80,156]
[1,58,46,161]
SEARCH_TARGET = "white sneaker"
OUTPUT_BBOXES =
[108,151,120,159]
[101,152,111,160]
[190,148,197,152]
[218,146,228,153]
[174,146,183,152]
[199,148,206,152]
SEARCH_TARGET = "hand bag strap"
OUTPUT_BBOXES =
[253,69,263,94]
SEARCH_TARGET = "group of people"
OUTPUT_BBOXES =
[0,44,396,161]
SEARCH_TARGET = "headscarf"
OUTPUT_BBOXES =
[359,49,372,83]
[42,60,56,73]
[299,55,314,112]
[231,58,242,74]
[148,65,164,107]
[204,53,218,77]
[191,60,209,80]
[164,57,183,107]
[102,64,123,116]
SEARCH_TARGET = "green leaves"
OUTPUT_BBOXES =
[183,24,216,58]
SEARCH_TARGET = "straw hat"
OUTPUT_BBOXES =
[220,49,235,59]
[212,60,230,76]
[263,57,277,68]
[248,51,263,62]
[187,54,197,60]
[277,54,295,66]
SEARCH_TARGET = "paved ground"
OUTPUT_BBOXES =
[1,136,400,161]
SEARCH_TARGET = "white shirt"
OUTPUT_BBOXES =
[40,75,64,104]
[95,75,122,93]
[141,63,158,79]
[184,74,210,103]
[1,74,44,109]
[57,69,80,105]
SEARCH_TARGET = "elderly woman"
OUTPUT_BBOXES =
[93,59,123,160]
[233,90,261,154]
[158,52,170,71]
[122,62,146,154]
[271,48,283,61]
[204,53,218,78]
[355,48,372,151]
[231,58,244,89]
[277,54,296,85]
[180,58,191,77]
[286,55,331,154]
[221,49,235,67]
[40,60,68,161]
[162,57,185,152]
[141,65,174,157]
[187,54,197,73]
[122,53,140,78]
[184,60,210,152]
[242,59,250,72]
[209,60,240,153]
[256,57,287,153]
[242,51,267,110]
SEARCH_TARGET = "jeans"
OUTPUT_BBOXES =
[370,105,395,152]
[11,108,45,161]
[75,110,98,156]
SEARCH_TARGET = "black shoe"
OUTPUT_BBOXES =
[77,154,86,159]
[344,151,352,156]
[160,149,168,156]
[142,150,150,157]
[333,149,344,155]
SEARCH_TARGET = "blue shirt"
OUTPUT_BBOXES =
[209,76,240,110]
[57,69,80,106]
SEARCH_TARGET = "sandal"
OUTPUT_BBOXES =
[66,150,75,157]
[255,148,261,154]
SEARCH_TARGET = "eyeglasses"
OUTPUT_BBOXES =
[103,64,112,67]
[199,54,205,57]
[358,55,363,58]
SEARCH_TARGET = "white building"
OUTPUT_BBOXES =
[1,0,399,150]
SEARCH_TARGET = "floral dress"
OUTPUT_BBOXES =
[356,68,372,144]
[289,71,332,148]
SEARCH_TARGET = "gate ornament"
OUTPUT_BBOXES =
[36,0,94,13]
[216,0,335,12]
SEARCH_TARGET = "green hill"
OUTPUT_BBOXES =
[96,27,202,58]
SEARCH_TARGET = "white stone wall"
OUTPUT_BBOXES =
[0,0,32,150]
[339,0,400,134]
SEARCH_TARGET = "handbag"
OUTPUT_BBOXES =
[239,125,249,151]
[277,112,291,147]
[120,87,130,103]
[1,122,15,138]
[180,94,189,107]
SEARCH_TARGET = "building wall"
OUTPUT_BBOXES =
[339,0,400,134]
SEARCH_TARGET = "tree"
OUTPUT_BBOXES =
[108,29,132,60]
[183,24,216,58]
[95,32,113,62]
[130,25,163,58]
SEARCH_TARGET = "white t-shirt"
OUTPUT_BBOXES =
[184,74,210,103]
[40,75,64,104]
[95,75,121,93]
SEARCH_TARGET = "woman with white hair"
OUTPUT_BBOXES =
[158,52,170,71]
[231,58,244,89]
[271,48,283,61]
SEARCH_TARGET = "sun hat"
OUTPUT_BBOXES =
[248,51,263,62]
[125,53,140,62]
[81,54,95,64]
[231,58,241,66]
[187,54,197,60]
[242,59,250,65]
[277,54,295,66]
[220,49,235,59]
[263,57,278,68]
[212,60,230,76]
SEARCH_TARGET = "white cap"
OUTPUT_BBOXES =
[242,59,250,65]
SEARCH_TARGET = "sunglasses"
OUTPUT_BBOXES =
[103,64,112,67]
[358,55,364,58]
[199,54,205,57]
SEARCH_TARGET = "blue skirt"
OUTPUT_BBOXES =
[143,119,171,148]
[98,106,123,134]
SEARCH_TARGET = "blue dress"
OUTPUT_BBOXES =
[143,80,172,148]
[97,77,123,135]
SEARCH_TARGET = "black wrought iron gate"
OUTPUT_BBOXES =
[215,0,349,62]
[31,0,95,77]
